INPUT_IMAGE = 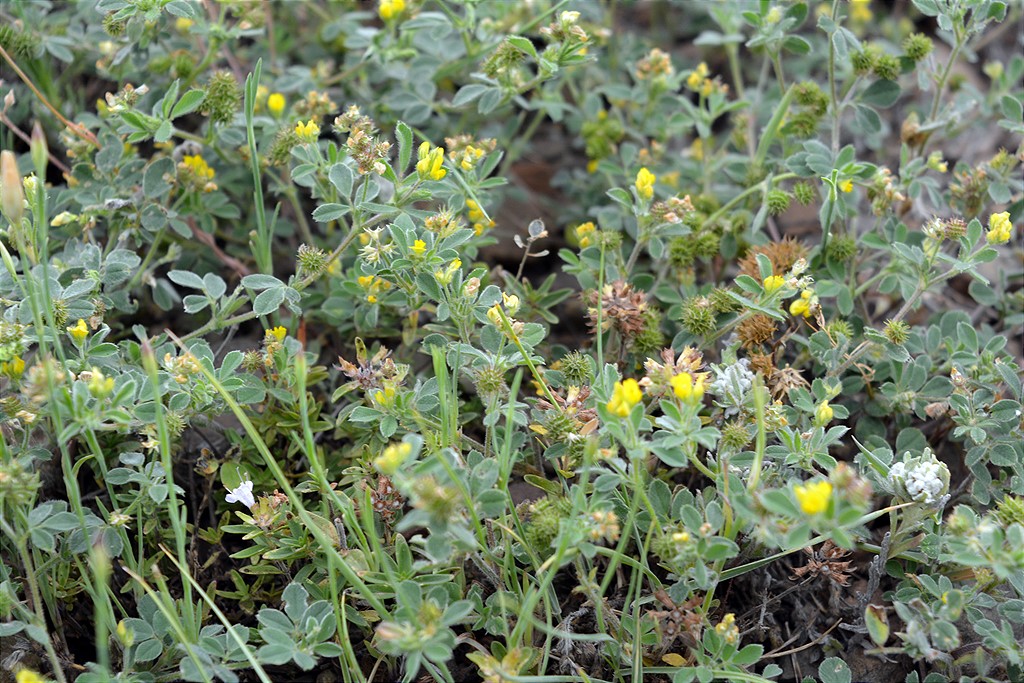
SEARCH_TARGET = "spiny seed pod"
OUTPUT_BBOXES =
[883,319,910,345]
[786,111,821,139]
[826,234,857,262]
[708,287,740,314]
[719,419,753,453]
[560,351,594,385]
[994,496,1024,528]
[103,14,127,36]
[793,181,816,205]
[201,71,242,126]
[766,189,792,216]
[633,310,666,357]
[267,128,301,166]
[0,25,39,60]
[680,296,717,337]
[522,496,572,554]
[668,236,697,267]
[737,314,777,347]
[793,81,828,115]
[825,319,854,341]
[902,33,933,62]
[471,364,507,401]
[873,54,901,81]
[296,244,328,278]
[851,48,877,75]
[694,231,721,260]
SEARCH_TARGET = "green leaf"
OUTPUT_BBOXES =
[171,89,207,118]
[506,35,538,60]
[167,270,205,290]
[395,121,413,174]
[253,287,285,316]
[819,656,851,683]
[311,203,349,222]
[328,163,353,198]
[860,80,900,108]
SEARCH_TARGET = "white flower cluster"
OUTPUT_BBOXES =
[708,358,754,416]
[890,448,949,505]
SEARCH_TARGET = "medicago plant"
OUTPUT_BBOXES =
[0,1,1022,682]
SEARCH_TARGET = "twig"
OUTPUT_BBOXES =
[764,619,842,658]
[0,43,97,146]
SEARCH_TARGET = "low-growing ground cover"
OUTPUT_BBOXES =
[0,1,1022,682]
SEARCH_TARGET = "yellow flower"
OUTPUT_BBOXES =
[374,441,413,475]
[378,0,405,21]
[410,239,426,256]
[850,0,872,22]
[267,326,287,342]
[88,368,116,398]
[635,167,656,201]
[839,179,854,193]
[586,159,599,174]
[686,62,709,91]
[502,292,520,315]
[1,356,25,379]
[416,142,447,181]
[670,372,705,405]
[175,17,194,32]
[487,305,503,326]
[987,211,1013,244]
[762,275,786,294]
[789,289,816,318]
[67,318,89,345]
[267,93,286,118]
[50,211,77,227]
[181,154,215,181]
[575,221,596,248]
[295,119,320,141]
[793,480,833,515]
[606,378,643,417]
[690,138,704,162]
[814,400,834,426]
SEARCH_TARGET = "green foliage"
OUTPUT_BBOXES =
[0,1,1022,683]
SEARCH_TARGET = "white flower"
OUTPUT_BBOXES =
[889,448,949,505]
[225,478,255,508]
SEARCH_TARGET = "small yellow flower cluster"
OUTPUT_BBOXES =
[486,293,520,325]
[266,326,287,343]
[926,151,948,174]
[575,221,597,248]
[16,669,50,683]
[416,142,447,181]
[789,289,818,318]
[793,480,832,515]
[87,367,115,398]
[373,385,397,407]
[839,179,854,193]
[295,119,320,142]
[606,378,643,417]
[714,613,739,644]
[686,62,710,91]
[0,356,25,379]
[635,167,656,201]
[410,239,427,256]
[267,92,286,118]
[434,258,462,286]
[378,0,405,21]
[987,211,1013,244]
[357,275,392,304]
[814,400,834,427]
[179,154,217,192]
[670,372,706,405]
[50,211,78,227]
[762,275,786,294]
[67,318,89,345]
[451,144,486,171]
[374,441,413,476]
[850,0,872,22]
[466,199,494,235]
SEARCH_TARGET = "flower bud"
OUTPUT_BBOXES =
[30,122,48,176]
[1,150,25,224]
